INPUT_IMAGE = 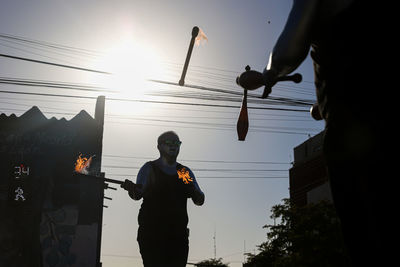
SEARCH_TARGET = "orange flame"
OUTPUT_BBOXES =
[177,167,193,184]
[195,28,208,46]
[74,154,93,174]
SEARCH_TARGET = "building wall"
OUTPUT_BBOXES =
[0,96,105,267]
[289,131,332,207]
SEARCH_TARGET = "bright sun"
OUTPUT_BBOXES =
[94,39,164,115]
[102,40,161,95]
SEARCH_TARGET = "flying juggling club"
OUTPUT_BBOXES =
[236,65,302,141]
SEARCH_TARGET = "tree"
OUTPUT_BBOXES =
[195,258,229,267]
[244,199,350,267]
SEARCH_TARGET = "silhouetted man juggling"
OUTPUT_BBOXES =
[122,131,204,267]
[239,1,388,266]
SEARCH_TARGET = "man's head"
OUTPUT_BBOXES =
[157,131,181,162]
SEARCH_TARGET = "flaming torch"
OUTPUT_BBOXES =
[74,153,93,175]
[73,153,124,186]
[179,26,208,86]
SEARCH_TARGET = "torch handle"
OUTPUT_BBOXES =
[103,177,124,185]
[73,172,125,186]
[179,26,200,86]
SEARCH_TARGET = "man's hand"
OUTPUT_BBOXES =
[261,68,278,98]
[121,179,134,191]
[121,179,142,199]
[185,183,205,205]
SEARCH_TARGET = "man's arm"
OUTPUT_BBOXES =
[126,162,151,200]
[263,0,319,96]
[188,169,205,206]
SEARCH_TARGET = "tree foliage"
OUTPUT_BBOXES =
[195,257,229,267]
[244,199,350,267]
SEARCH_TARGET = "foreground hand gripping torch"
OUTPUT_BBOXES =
[235,65,302,141]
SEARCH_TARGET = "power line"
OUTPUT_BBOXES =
[147,79,315,115]
[106,117,319,132]
[149,79,314,105]
[0,53,110,74]
[105,120,317,135]
[0,107,319,135]
[0,32,316,95]
[102,154,290,165]
[0,32,103,57]
[0,95,311,118]
[0,33,316,108]
[0,31,316,99]
[161,61,316,85]
[102,165,288,172]
[160,64,317,101]
[105,173,288,179]
[0,90,310,112]
[0,102,312,122]
[0,77,115,93]
[0,89,96,100]
[108,113,312,122]
[0,76,312,108]
[0,40,81,66]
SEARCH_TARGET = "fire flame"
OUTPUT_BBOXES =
[74,154,93,175]
[195,28,208,46]
[177,167,193,184]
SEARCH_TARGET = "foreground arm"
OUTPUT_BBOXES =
[263,0,319,97]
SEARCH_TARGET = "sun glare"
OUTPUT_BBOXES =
[94,38,164,115]
[103,41,161,95]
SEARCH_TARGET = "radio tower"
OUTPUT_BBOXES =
[213,226,217,259]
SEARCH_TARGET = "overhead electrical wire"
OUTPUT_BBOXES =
[0,33,322,136]
[0,32,103,58]
[105,117,320,133]
[107,114,312,122]
[102,165,288,172]
[0,53,110,74]
[148,79,313,105]
[0,32,316,92]
[101,156,291,180]
[0,77,115,93]
[0,76,312,109]
[102,154,290,165]
[0,106,319,135]
[160,61,316,94]
[0,96,312,120]
[0,33,317,105]
[0,40,82,66]
[0,89,310,112]
[0,52,313,111]
[105,174,288,179]
[0,32,316,97]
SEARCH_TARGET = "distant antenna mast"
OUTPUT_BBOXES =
[244,240,246,262]
[213,225,217,259]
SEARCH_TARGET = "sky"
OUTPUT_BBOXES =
[0,0,324,266]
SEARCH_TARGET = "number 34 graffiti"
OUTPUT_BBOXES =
[9,164,31,203]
